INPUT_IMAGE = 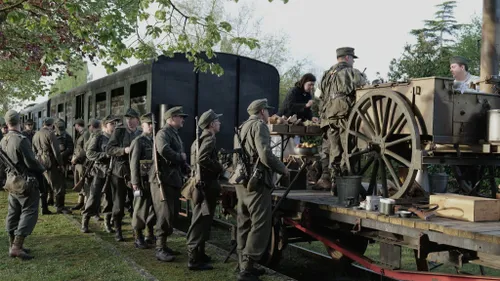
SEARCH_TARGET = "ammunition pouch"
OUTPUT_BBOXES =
[140,160,153,177]
[4,173,37,196]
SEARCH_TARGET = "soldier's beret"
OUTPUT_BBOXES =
[43,117,55,126]
[198,109,222,129]
[4,110,19,125]
[25,119,34,125]
[124,108,140,118]
[140,113,156,124]
[103,115,121,125]
[450,56,469,67]
[247,99,274,115]
[74,118,85,127]
[336,47,358,59]
[164,106,188,120]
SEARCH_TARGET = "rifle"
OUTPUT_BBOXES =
[194,117,209,215]
[72,160,94,192]
[233,126,253,184]
[101,157,114,193]
[152,114,167,202]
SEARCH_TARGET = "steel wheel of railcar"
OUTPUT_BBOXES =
[260,219,286,268]
[345,90,421,199]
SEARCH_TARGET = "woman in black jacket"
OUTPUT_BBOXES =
[278,73,317,121]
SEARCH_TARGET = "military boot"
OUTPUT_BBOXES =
[134,230,148,249]
[155,236,175,262]
[40,196,52,215]
[9,234,30,254]
[114,219,124,242]
[238,258,263,281]
[314,177,331,191]
[235,253,265,276]
[187,248,213,271]
[199,242,212,263]
[144,224,156,245]
[72,194,85,210]
[9,236,33,260]
[81,216,90,233]
[104,214,115,233]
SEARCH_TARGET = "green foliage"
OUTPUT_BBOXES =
[388,1,480,80]
[0,0,290,102]
[49,60,90,96]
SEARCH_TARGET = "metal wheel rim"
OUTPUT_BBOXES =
[345,90,421,199]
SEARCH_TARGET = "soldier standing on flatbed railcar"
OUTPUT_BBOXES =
[317,47,367,192]
[106,108,142,242]
[81,115,120,233]
[1,110,45,260]
[236,99,289,281]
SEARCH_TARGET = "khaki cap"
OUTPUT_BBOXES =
[247,99,274,115]
[198,109,222,129]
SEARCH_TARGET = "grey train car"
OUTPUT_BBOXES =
[20,53,280,152]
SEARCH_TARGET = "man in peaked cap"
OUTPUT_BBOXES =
[32,116,70,214]
[151,106,188,262]
[81,115,120,233]
[235,99,289,280]
[71,118,92,210]
[315,46,367,192]
[22,119,36,144]
[106,108,142,242]
[450,56,479,93]
[1,110,45,260]
[186,109,223,270]
[55,120,74,174]
[129,113,157,250]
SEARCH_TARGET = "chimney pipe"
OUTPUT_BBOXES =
[480,0,500,93]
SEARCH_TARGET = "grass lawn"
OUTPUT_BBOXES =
[0,189,289,281]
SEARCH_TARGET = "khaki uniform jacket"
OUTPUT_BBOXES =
[32,127,63,168]
[129,133,153,187]
[319,62,366,128]
[0,130,45,176]
[190,130,223,181]
[72,129,91,164]
[155,124,184,188]
[239,115,287,188]
[106,126,142,177]
[86,131,111,178]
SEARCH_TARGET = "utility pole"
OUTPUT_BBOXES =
[480,0,500,93]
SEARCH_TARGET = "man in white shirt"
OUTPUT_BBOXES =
[450,56,479,93]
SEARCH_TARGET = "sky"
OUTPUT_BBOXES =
[30,0,481,106]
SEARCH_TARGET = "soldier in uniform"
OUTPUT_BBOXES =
[152,106,188,262]
[186,109,223,270]
[236,99,289,281]
[32,118,72,214]
[106,108,142,241]
[71,118,91,210]
[129,113,156,249]
[450,56,480,93]
[81,115,120,233]
[1,110,45,260]
[21,119,36,144]
[316,47,367,191]
[55,120,74,177]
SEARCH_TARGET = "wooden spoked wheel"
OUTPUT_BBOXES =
[345,90,421,199]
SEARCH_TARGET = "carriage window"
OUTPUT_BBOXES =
[51,103,57,117]
[65,101,72,124]
[130,81,147,115]
[88,94,94,120]
[57,103,64,121]
[111,87,125,116]
[96,92,106,118]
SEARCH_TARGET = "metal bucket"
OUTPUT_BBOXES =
[336,176,362,206]
[488,109,500,144]
[429,173,448,193]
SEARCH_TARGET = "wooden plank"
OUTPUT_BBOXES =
[430,193,500,222]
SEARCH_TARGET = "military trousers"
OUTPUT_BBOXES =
[324,120,348,179]
[74,164,89,197]
[186,182,219,257]
[150,183,179,240]
[235,184,272,270]
[319,128,331,180]
[82,176,112,219]
[44,167,66,208]
[6,186,40,237]
[110,175,128,222]
[132,181,156,231]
